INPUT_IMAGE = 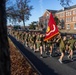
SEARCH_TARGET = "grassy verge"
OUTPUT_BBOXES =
[9,39,38,75]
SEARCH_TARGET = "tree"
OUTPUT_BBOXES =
[60,19,65,29]
[6,0,33,28]
[0,0,11,75]
[6,6,19,24]
[58,0,72,7]
[29,21,38,29]
[13,25,21,30]
[54,16,60,25]
[16,0,33,28]
[29,24,35,29]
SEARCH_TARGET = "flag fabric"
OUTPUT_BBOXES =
[44,12,59,41]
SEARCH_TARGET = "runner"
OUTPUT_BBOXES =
[39,34,43,58]
[36,33,40,52]
[73,41,76,51]
[46,39,53,57]
[42,34,47,54]
[32,33,37,52]
[58,35,66,64]
[68,35,75,61]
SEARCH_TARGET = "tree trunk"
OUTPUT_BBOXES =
[23,20,26,29]
[0,0,11,75]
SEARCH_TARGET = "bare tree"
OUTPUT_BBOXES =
[6,0,33,28]
[58,0,72,7]
[6,5,20,24]
[16,0,33,28]
[0,0,11,75]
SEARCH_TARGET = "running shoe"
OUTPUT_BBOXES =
[58,59,63,64]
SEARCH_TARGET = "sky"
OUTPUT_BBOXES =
[7,0,76,26]
[25,0,76,26]
[25,0,63,25]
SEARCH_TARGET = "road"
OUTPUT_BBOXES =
[9,35,76,75]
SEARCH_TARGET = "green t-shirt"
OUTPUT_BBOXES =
[60,39,65,50]
[68,39,76,49]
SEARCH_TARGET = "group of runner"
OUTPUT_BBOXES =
[10,30,76,64]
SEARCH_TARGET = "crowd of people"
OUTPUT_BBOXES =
[9,30,76,64]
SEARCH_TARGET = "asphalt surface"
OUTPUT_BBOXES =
[9,35,76,75]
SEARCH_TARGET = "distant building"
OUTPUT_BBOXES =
[39,9,57,30]
[39,5,76,31]
[56,5,76,30]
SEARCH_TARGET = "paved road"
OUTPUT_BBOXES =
[9,35,76,75]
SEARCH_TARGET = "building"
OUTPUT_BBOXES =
[39,9,57,31]
[56,5,76,30]
[39,5,76,31]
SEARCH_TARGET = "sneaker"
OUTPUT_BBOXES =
[40,55,43,58]
[70,58,73,61]
[40,56,43,58]
[68,56,73,61]
[36,49,39,51]
[58,59,62,64]
[68,55,70,59]
[49,54,51,57]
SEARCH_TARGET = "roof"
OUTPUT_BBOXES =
[66,4,76,10]
[46,9,57,13]
[46,5,76,13]
[57,4,76,13]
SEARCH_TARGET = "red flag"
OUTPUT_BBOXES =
[44,13,59,41]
